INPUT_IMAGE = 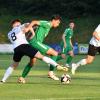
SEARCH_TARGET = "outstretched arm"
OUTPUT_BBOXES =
[24,20,40,33]
[93,31,100,41]
[62,34,67,48]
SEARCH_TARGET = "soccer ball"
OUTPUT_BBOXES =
[61,74,71,84]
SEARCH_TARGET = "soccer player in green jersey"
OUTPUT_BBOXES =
[19,15,68,83]
[56,22,75,67]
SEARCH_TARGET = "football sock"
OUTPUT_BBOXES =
[43,56,58,67]
[49,56,57,71]
[76,59,87,67]
[66,55,73,65]
[56,55,63,61]
[2,67,14,82]
[22,64,32,78]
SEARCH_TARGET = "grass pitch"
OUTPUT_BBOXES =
[0,54,100,100]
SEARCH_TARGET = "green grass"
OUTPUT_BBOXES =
[0,54,100,100]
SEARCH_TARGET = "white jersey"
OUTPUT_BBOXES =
[89,24,100,47]
[8,25,28,49]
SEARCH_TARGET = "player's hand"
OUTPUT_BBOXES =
[29,34,35,40]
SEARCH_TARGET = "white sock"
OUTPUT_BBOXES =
[42,56,58,67]
[2,67,14,82]
[76,59,87,67]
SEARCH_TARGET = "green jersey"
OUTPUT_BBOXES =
[28,20,52,54]
[34,20,51,42]
[60,27,73,54]
[64,27,73,43]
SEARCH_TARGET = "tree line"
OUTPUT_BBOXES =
[0,0,100,17]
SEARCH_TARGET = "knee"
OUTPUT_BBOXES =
[29,59,36,66]
[12,62,19,69]
[47,48,58,56]
[61,54,66,59]
[69,53,74,57]
[54,52,58,56]
[87,59,93,64]
[49,51,58,56]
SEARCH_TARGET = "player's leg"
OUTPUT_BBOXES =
[20,42,58,80]
[22,58,36,78]
[34,51,68,71]
[56,43,67,61]
[1,62,19,83]
[56,53,66,62]
[18,58,36,83]
[19,51,68,83]
[71,55,94,75]
[20,41,58,81]
[46,48,60,80]
[71,44,96,75]
[98,47,100,54]
[64,45,74,67]
[1,44,33,83]
[32,41,60,80]
[66,50,74,67]
[1,46,23,83]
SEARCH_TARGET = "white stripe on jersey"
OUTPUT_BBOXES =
[8,25,28,49]
[89,24,100,47]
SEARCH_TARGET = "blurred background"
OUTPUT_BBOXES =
[0,0,100,44]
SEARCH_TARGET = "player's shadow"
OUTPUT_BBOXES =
[1,75,100,86]
[1,75,61,85]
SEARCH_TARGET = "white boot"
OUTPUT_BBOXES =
[48,71,59,80]
[71,63,78,75]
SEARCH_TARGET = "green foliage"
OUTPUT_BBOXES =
[0,0,100,43]
[0,15,100,43]
[0,0,100,17]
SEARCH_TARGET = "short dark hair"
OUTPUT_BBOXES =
[51,15,61,21]
[11,19,21,26]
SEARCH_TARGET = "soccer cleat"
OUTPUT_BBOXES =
[56,65,68,72]
[0,80,5,84]
[48,71,59,80]
[65,64,70,68]
[71,63,77,75]
[18,77,26,84]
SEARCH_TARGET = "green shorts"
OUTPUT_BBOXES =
[60,42,73,54]
[29,39,50,55]
[62,46,73,54]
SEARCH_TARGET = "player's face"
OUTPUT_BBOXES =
[13,22,21,28]
[52,20,60,28]
[69,23,75,29]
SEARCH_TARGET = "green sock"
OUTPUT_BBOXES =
[22,63,33,78]
[56,55,63,61]
[49,56,57,71]
[66,55,73,64]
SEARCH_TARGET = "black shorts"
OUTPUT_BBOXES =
[13,44,38,62]
[88,44,100,56]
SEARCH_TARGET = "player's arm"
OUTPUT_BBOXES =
[29,27,35,39]
[62,34,67,48]
[24,20,40,33]
[93,31,100,41]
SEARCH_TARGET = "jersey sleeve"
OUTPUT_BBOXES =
[95,24,100,33]
[64,28,69,36]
